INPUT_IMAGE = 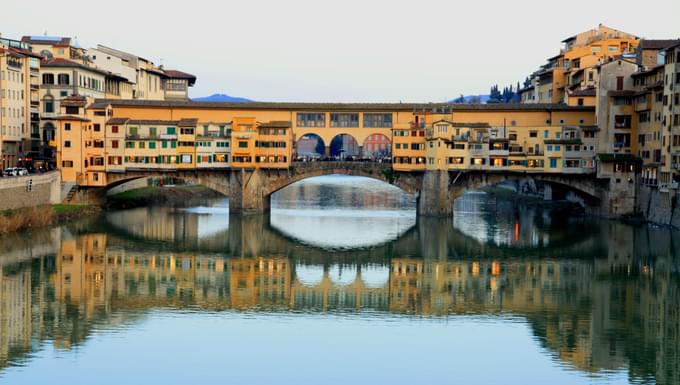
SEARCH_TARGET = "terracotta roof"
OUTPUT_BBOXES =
[21,36,72,46]
[89,99,596,112]
[60,95,88,107]
[127,120,180,126]
[259,121,291,128]
[162,69,196,85]
[54,115,90,121]
[106,117,130,125]
[178,118,198,127]
[41,58,109,75]
[639,39,680,50]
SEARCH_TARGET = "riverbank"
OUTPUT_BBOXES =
[0,204,101,234]
[106,185,224,209]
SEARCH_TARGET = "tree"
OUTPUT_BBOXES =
[488,85,502,103]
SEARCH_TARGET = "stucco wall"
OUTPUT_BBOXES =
[0,172,61,211]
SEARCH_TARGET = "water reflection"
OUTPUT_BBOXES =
[0,185,679,384]
[271,175,416,248]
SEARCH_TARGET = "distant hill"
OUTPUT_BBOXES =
[448,95,490,104]
[192,93,253,103]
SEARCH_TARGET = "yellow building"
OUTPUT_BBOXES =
[0,38,40,169]
[53,100,599,186]
[520,25,640,106]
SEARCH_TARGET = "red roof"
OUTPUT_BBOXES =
[162,69,196,85]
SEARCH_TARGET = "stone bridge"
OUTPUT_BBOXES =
[96,163,629,217]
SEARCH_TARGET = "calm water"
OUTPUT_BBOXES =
[0,175,678,385]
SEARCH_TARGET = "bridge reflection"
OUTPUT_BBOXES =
[0,215,679,383]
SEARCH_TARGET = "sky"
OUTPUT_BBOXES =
[2,0,679,102]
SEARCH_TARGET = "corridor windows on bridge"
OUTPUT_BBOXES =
[329,134,359,159]
[330,113,359,128]
[363,113,392,128]
[296,112,325,127]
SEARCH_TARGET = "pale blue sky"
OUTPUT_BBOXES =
[3,0,679,101]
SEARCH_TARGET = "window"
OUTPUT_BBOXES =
[44,97,54,113]
[64,123,71,131]
[529,131,537,138]
[614,115,632,128]
[139,142,145,149]
[57,73,70,85]
[330,113,359,128]
[149,142,156,149]
[167,127,176,135]
[296,113,325,127]
[544,130,549,138]
[126,142,134,149]
[616,76,624,91]
[171,141,177,148]
[42,73,54,85]
[238,141,248,148]
[65,106,79,114]
[608,45,618,52]
[61,160,73,168]
[550,159,557,168]
[64,140,71,148]
[111,140,119,148]
[111,125,119,133]
[363,113,393,128]
[149,127,157,137]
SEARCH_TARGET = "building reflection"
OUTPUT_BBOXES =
[0,224,680,383]
[0,214,679,384]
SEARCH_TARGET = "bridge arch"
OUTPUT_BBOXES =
[295,133,325,159]
[361,133,391,160]
[448,171,604,205]
[262,162,421,199]
[329,133,360,159]
[104,170,231,197]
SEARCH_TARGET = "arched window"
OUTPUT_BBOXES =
[44,95,54,113]
[57,73,70,85]
[42,73,54,85]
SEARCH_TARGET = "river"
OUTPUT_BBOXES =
[0,175,678,385]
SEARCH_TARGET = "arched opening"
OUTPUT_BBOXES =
[329,134,359,160]
[269,174,416,249]
[295,133,325,160]
[453,176,600,248]
[362,134,391,161]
